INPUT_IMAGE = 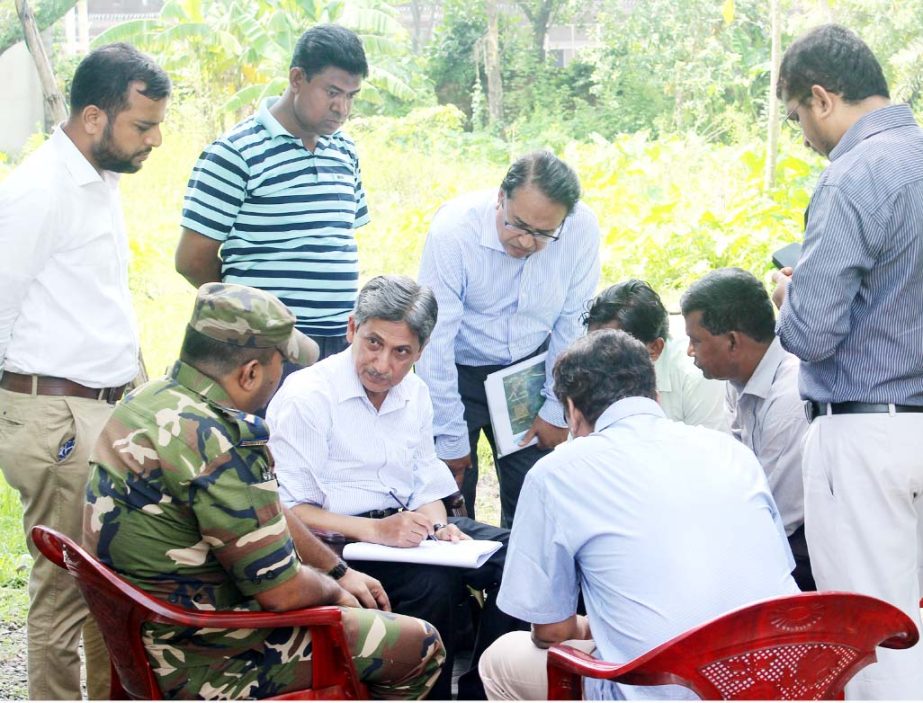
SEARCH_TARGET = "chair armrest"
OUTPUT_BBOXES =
[442,490,468,518]
[548,644,628,678]
[151,604,345,630]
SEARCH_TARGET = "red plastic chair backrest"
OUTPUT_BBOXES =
[31,525,366,700]
[549,591,919,700]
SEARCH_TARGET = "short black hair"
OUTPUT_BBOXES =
[501,151,582,215]
[291,24,369,80]
[180,326,276,379]
[583,280,669,343]
[69,43,171,118]
[680,268,776,343]
[778,24,889,104]
[553,329,656,427]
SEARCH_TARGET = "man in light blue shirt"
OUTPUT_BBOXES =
[416,151,601,526]
[479,329,798,700]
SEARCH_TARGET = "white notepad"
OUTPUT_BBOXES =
[343,539,503,569]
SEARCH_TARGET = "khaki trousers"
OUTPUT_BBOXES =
[479,631,596,700]
[0,387,112,700]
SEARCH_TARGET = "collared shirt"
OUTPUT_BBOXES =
[654,336,729,431]
[0,127,139,386]
[85,360,299,662]
[727,338,806,536]
[416,190,601,459]
[266,348,458,516]
[777,104,923,404]
[497,397,798,700]
[180,98,370,337]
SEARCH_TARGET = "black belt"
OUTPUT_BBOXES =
[354,508,401,520]
[805,401,923,423]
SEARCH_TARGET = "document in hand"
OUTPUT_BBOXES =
[484,352,548,458]
[343,539,503,569]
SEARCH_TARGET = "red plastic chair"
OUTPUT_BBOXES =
[547,591,919,700]
[31,525,368,700]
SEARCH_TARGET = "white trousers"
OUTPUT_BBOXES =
[803,412,923,699]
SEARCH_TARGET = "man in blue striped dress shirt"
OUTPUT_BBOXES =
[175,24,369,360]
[416,152,601,527]
[772,25,923,698]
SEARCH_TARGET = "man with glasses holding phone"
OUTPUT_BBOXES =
[417,151,601,528]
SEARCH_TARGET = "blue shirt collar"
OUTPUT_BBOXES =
[829,103,915,162]
[594,396,665,433]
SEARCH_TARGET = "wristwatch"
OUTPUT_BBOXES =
[327,559,349,580]
[432,523,447,534]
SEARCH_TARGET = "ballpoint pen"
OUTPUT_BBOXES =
[388,490,439,541]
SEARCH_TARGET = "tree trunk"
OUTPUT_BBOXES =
[485,0,503,126]
[517,0,556,65]
[15,0,67,124]
[764,0,782,190]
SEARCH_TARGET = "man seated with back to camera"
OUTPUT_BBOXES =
[267,275,523,700]
[85,282,444,700]
[582,279,729,431]
[478,329,798,700]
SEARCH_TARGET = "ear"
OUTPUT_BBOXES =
[346,315,357,345]
[81,104,107,136]
[496,188,504,209]
[727,331,741,354]
[647,337,665,362]
[810,84,836,118]
[289,66,304,92]
[237,359,262,392]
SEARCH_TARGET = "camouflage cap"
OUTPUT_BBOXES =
[189,283,319,366]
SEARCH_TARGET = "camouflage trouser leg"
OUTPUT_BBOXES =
[151,608,445,700]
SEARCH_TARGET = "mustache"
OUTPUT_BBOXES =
[364,368,391,382]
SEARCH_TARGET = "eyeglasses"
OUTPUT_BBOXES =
[782,102,802,129]
[502,195,565,242]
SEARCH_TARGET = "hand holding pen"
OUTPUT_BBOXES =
[388,491,440,542]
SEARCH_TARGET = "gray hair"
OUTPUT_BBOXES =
[354,275,438,347]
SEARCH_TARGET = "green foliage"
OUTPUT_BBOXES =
[425,0,486,119]
[92,0,421,129]
[0,0,76,56]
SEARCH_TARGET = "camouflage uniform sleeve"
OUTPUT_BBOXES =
[189,424,300,597]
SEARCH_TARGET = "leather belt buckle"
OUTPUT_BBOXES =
[804,400,819,423]
[100,385,126,405]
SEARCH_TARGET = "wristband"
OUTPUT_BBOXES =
[326,559,349,580]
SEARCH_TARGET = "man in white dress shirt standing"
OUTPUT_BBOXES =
[416,151,601,526]
[0,44,170,700]
[268,275,521,700]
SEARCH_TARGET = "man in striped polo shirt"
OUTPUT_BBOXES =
[176,24,369,361]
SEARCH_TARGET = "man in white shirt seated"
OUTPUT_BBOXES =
[267,274,522,700]
[681,267,814,591]
[583,280,729,431]
[478,329,798,700]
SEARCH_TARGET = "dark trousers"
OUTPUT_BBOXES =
[457,348,550,528]
[355,518,525,700]
[788,524,816,591]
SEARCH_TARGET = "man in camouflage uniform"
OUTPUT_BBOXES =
[84,282,445,699]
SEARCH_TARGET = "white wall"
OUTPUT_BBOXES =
[0,43,45,157]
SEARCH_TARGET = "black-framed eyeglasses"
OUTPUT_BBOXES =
[782,102,802,129]
[502,194,565,242]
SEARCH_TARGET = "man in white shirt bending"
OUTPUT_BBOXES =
[0,43,170,700]
[267,275,522,700]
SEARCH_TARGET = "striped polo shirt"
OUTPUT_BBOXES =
[181,98,370,337]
